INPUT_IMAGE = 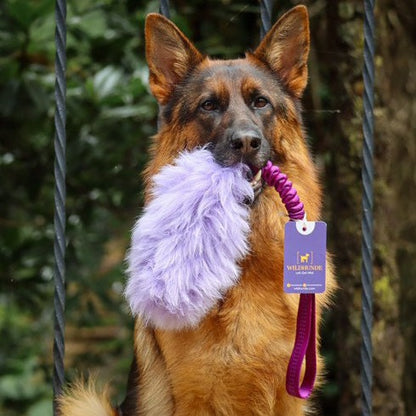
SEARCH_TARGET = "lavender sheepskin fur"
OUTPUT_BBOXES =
[125,148,254,330]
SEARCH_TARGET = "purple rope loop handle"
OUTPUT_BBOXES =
[262,161,316,399]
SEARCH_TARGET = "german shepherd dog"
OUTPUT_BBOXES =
[59,5,334,416]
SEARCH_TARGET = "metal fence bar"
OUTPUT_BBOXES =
[360,0,376,415]
[260,0,274,39]
[159,0,171,18]
[52,0,67,413]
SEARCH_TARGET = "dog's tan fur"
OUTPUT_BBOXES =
[58,6,335,415]
[57,379,117,416]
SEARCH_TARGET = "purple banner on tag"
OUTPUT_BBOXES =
[284,221,327,294]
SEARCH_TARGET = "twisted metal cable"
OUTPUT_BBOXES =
[52,0,67,413]
[260,0,274,39]
[159,0,171,18]
[360,0,376,415]
[157,0,171,130]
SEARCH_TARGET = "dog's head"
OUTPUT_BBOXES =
[145,6,310,192]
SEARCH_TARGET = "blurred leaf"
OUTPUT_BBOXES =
[0,80,19,116]
[0,358,45,400]
[7,0,54,30]
[23,75,50,113]
[75,9,108,39]
[27,399,52,416]
[92,66,123,101]
[0,30,24,54]
[101,105,154,119]
[29,12,55,56]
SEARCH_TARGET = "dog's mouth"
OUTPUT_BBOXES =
[245,164,264,202]
[246,164,262,183]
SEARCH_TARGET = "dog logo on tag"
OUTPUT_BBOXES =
[298,252,312,264]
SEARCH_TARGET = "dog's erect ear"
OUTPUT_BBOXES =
[145,14,204,104]
[253,5,310,98]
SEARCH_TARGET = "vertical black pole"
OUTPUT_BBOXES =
[360,0,376,415]
[157,0,171,130]
[159,0,171,19]
[259,0,274,39]
[53,0,67,413]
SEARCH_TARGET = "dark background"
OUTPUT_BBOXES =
[1,1,414,415]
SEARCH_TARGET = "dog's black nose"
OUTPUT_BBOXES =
[230,131,262,154]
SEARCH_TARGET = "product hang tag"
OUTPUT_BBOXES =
[284,220,327,294]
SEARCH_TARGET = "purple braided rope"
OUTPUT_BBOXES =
[262,161,305,220]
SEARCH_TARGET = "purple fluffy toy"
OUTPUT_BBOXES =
[125,148,254,330]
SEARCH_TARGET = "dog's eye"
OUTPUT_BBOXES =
[253,96,269,109]
[200,99,219,112]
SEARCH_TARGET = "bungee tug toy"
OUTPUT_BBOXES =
[126,148,326,399]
